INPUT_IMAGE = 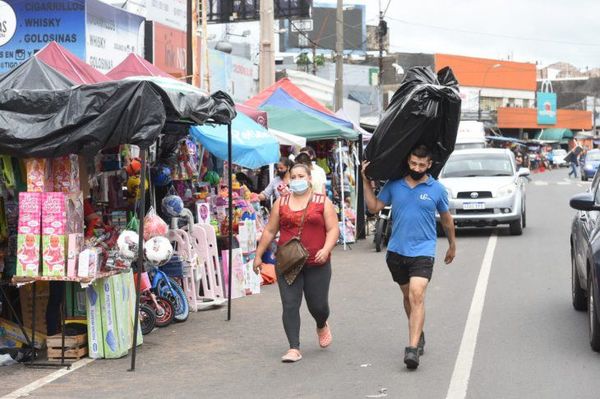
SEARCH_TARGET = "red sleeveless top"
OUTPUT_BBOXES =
[278,194,328,266]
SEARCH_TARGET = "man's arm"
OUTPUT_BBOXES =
[361,161,386,214]
[439,211,456,264]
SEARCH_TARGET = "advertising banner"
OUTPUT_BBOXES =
[537,91,557,125]
[85,0,145,73]
[230,55,257,102]
[106,0,186,31]
[0,0,86,73]
[152,22,186,78]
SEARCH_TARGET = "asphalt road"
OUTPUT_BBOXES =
[2,169,600,399]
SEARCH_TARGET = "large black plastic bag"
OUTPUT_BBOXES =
[364,66,461,180]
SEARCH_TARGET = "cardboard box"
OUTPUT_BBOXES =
[67,233,84,277]
[78,248,101,278]
[85,281,104,359]
[99,277,128,359]
[52,155,80,193]
[25,158,51,192]
[41,193,67,276]
[19,281,50,334]
[124,271,143,347]
[16,192,42,277]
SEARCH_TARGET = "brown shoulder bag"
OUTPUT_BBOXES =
[276,195,311,285]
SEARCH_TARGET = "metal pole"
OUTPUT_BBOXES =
[259,0,275,91]
[334,0,344,111]
[129,150,147,372]
[378,3,384,111]
[338,141,346,250]
[201,0,210,91]
[356,134,366,239]
[227,123,233,321]
[312,44,317,76]
[186,0,193,84]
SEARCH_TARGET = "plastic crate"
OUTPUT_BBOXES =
[160,256,184,278]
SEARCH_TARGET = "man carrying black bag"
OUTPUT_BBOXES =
[362,145,456,370]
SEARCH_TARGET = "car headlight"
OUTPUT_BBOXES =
[496,183,517,198]
[585,164,595,170]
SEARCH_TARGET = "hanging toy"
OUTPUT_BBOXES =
[161,194,184,217]
[144,236,173,267]
[117,230,140,260]
[151,164,172,187]
[143,208,169,240]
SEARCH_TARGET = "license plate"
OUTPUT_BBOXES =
[462,202,485,210]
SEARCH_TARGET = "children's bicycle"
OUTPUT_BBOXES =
[148,262,189,323]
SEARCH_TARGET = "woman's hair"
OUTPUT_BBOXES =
[279,156,294,169]
[290,163,312,176]
[294,152,312,167]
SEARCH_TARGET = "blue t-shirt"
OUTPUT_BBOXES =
[378,176,449,258]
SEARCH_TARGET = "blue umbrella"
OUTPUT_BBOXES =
[190,112,279,169]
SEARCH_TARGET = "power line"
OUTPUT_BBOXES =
[382,0,392,18]
[387,17,600,48]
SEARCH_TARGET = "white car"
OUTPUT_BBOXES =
[551,149,568,167]
[437,148,530,235]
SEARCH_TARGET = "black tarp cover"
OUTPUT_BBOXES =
[0,80,236,158]
[364,66,461,180]
[0,57,74,91]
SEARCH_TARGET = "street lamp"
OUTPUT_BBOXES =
[478,63,501,121]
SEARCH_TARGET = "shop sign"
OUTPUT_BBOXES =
[152,22,186,78]
[0,0,86,73]
[537,91,557,125]
[85,0,145,73]
[107,0,186,32]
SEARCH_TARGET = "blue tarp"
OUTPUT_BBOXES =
[190,112,279,169]
[260,88,355,130]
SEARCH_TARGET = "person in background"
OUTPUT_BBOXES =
[253,163,340,363]
[258,156,293,202]
[296,146,326,194]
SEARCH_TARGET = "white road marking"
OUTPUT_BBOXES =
[446,233,498,399]
[533,181,549,186]
[556,181,571,185]
[1,358,95,399]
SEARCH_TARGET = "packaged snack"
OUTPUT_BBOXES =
[16,192,42,276]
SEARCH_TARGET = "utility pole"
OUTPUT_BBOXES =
[191,0,200,87]
[259,0,275,91]
[200,0,210,91]
[334,0,344,111]
[378,5,387,112]
[186,0,192,84]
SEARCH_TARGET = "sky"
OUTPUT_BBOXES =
[348,0,600,69]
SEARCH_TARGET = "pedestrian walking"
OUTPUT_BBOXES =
[294,146,327,194]
[254,163,340,363]
[257,156,293,202]
[362,145,457,369]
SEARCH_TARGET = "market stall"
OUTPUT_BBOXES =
[0,51,237,370]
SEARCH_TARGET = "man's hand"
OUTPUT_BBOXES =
[361,161,370,180]
[444,243,456,264]
[253,257,263,274]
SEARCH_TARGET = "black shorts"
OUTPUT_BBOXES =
[386,252,434,285]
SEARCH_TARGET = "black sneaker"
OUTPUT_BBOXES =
[418,332,425,356]
[404,346,419,369]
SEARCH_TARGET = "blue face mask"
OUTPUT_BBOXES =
[289,179,310,195]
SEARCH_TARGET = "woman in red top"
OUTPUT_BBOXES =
[254,163,339,363]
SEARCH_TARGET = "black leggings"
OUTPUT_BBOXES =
[277,261,331,349]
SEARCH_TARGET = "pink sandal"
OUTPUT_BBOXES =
[281,349,302,363]
[317,323,332,348]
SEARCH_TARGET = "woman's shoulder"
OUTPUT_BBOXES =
[312,193,327,205]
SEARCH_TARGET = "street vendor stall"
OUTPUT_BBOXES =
[0,50,236,370]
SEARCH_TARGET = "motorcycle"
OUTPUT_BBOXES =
[374,206,392,253]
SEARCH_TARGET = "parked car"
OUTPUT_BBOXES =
[551,149,568,167]
[437,148,530,235]
[580,149,600,182]
[569,171,600,351]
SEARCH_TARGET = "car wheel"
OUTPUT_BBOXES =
[583,174,588,182]
[588,274,600,351]
[509,215,523,236]
[572,252,587,311]
[522,207,526,229]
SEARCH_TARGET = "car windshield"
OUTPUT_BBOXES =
[441,154,514,178]
[586,152,600,161]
